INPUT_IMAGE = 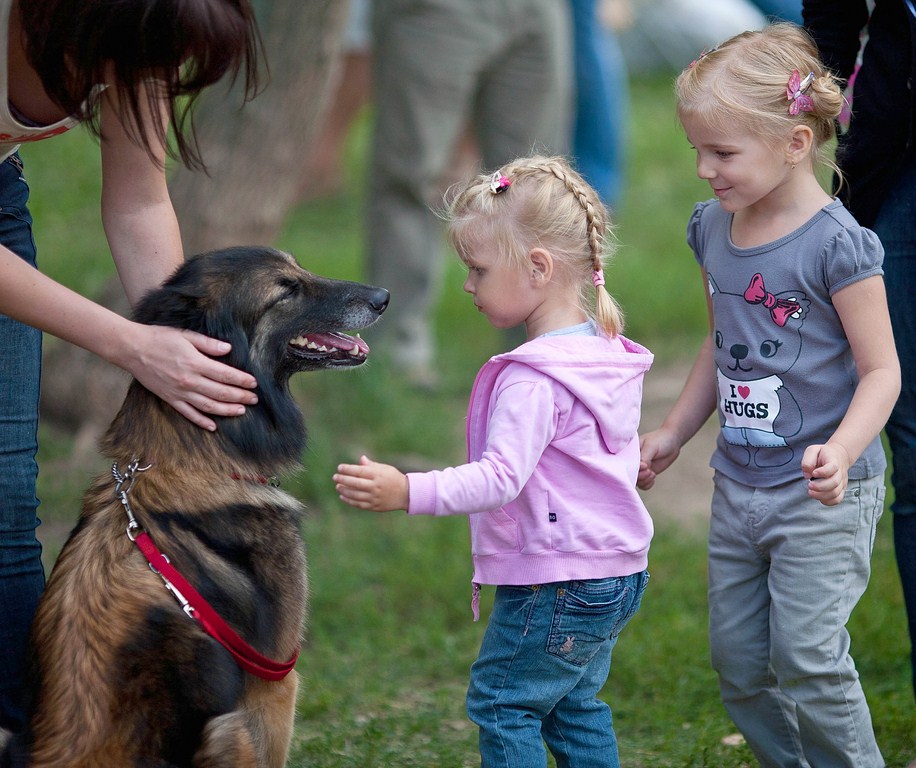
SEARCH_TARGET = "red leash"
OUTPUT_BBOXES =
[132,531,298,680]
[113,460,299,682]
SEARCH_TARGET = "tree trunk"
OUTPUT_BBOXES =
[169,0,350,254]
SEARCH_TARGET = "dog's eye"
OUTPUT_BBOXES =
[267,279,301,310]
[277,279,301,300]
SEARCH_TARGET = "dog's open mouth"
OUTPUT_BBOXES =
[289,332,369,364]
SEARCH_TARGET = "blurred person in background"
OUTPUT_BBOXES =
[804,0,916,726]
[365,0,572,387]
[300,0,372,201]
[570,0,633,212]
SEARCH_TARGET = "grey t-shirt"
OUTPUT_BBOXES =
[688,198,887,487]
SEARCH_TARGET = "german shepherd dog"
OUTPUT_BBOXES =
[1,247,389,768]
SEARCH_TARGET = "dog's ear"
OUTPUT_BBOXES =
[130,269,245,379]
[134,282,253,369]
[203,305,253,371]
[133,283,206,330]
[133,257,210,330]
[135,259,264,387]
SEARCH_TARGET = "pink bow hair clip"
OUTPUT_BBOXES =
[786,70,815,115]
[489,171,512,195]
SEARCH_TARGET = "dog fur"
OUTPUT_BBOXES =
[1,246,388,768]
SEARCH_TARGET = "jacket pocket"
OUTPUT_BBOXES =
[471,508,519,555]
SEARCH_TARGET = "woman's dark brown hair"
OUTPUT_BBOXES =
[18,0,261,169]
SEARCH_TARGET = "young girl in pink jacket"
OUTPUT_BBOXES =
[334,154,653,768]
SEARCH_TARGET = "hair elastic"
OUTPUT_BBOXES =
[593,268,605,288]
[688,47,716,69]
[489,171,511,195]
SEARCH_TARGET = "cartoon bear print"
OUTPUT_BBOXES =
[708,272,811,468]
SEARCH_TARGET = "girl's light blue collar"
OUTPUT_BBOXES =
[540,320,598,338]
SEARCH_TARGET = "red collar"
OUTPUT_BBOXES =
[229,472,279,486]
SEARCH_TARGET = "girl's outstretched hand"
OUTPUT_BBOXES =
[334,455,409,512]
[121,323,259,431]
[801,442,851,506]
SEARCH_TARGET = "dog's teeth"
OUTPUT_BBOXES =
[293,335,347,355]
[349,344,361,356]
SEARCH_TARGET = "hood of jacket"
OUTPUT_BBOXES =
[477,333,654,456]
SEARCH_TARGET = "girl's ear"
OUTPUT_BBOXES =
[528,247,553,285]
[786,125,814,166]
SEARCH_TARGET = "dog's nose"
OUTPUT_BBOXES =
[369,288,390,314]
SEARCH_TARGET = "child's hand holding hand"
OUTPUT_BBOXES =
[333,455,409,512]
[801,442,851,506]
[637,428,682,490]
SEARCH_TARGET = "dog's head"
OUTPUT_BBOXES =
[127,246,389,468]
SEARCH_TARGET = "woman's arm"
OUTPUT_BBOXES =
[0,81,259,430]
[94,84,260,426]
[0,242,257,429]
[98,82,183,302]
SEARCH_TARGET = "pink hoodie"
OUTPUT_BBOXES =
[407,333,654,606]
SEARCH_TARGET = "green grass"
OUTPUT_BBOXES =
[22,74,915,766]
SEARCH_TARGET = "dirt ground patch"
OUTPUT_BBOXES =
[637,362,717,532]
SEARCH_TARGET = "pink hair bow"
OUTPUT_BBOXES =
[743,273,801,327]
[786,70,815,115]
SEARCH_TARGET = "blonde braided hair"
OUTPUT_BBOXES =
[443,154,624,337]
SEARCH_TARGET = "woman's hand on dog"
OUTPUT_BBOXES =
[118,324,259,431]
[334,455,409,512]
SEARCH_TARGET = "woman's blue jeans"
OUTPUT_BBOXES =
[0,153,44,733]
[874,157,916,700]
[569,0,628,210]
[467,572,649,768]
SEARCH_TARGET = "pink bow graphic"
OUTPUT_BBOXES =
[743,273,801,327]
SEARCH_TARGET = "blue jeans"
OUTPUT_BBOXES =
[873,158,916,700]
[0,153,44,732]
[708,472,885,768]
[466,572,649,768]
[569,0,628,210]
